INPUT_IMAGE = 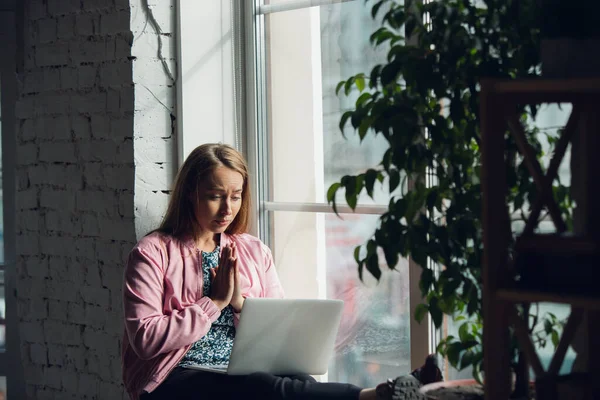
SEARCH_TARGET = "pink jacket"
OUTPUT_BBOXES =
[121,231,285,400]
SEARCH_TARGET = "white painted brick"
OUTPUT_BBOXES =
[40,188,76,210]
[30,343,48,365]
[104,165,135,190]
[84,304,108,330]
[110,116,133,139]
[118,191,134,217]
[82,0,114,11]
[90,114,110,138]
[115,32,133,59]
[100,381,124,399]
[22,118,36,140]
[72,115,92,139]
[100,60,132,86]
[24,364,44,386]
[80,286,110,307]
[107,88,121,113]
[100,216,135,241]
[24,256,50,280]
[27,164,48,185]
[36,92,71,115]
[67,301,86,324]
[21,321,45,343]
[19,209,41,231]
[48,299,68,321]
[71,38,108,63]
[17,170,31,191]
[103,310,123,336]
[40,142,78,163]
[16,233,40,256]
[104,271,125,303]
[48,256,71,284]
[47,344,65,365]
[68,262,86,285]
[46,164,84,188]
[43,68,62,90]
[46,279,79,302]
[76,12,100,37]
[40,236,72,257]
[61,370,79,393]
[15,96,36,119]
[36,42,70,66]
[120,86,135,112]
[75,237,96,260]
[78,139,116,162]
[100,10,130,35]
[85,263,102,287]
[82,162,104,188]
[66,346,86,370]
[38,115,71,140]
[22,70,43,93]
[76,189,116,216]
[43,320,83,345]
[78,64,98,88]
[56,15,76,39]
[132,58,174,87]
[47,0,80,16]
[60,67,78,89]
[134,83,174,113]
[17,143,38,165]
[72,91,107,114]
[37,18,58,43]
[77,373,99,398]
[18,187,39,210]
[81,213,100,236]
[18,296,49,320]
[135,161,170,190]
[132,108,171,138]
[43,366,63,389]
[29,0,48,20]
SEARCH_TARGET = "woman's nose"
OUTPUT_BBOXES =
[220,199,232,215]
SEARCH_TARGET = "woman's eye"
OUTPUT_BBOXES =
[232,197,241,201]
[209,195,221,200]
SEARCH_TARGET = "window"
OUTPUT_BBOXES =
[248,0,430,386]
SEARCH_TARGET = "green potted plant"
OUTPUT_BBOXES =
[328,0,572,397]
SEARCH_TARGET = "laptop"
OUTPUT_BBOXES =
[183,298,344,376]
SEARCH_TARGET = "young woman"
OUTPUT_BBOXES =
[121,143,416,400]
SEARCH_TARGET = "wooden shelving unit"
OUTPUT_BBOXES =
[480,78,600,400]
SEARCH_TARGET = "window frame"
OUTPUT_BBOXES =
[0,1,26,397]
[244,0,433,371]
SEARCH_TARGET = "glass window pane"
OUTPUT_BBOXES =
[272,211,411,386]
[266,1,393,205]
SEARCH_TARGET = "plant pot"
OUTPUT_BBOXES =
[541,38,600,78]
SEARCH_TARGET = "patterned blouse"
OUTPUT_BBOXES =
[178,246,236,367]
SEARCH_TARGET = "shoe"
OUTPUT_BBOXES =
[375,375,426,400]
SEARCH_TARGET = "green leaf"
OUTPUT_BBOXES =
[335,80,346,96]
[415,303,429,323]
[551,330,560,348]
[389,169,400,192]
[365,169,379,198]
[459,322,470,342]
[429,297,443,328]
[353,245,361,264]
[371,0,385,19]
[326,182,340,203]
[339,111,353,135]
[355,75,366,92]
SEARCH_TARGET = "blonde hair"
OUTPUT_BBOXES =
[157,143,251,239]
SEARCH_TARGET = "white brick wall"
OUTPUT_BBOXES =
[15,0,176,398]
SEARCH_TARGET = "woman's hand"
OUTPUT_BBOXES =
[229,243,245,312]
[209,246,235,310]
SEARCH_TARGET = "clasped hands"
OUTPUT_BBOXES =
[208,243,244,313]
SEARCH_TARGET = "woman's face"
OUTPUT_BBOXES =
[194,166,244,235]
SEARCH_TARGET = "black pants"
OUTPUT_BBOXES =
[141,367,363,400]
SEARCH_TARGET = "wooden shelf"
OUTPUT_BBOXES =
[496,289,600,310]
[482,78,600,102]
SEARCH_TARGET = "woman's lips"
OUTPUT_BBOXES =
[215,220,230,226]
